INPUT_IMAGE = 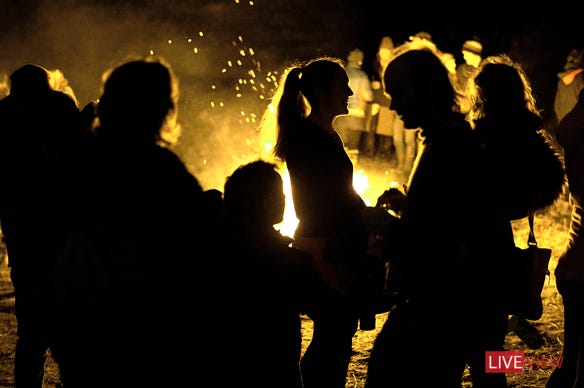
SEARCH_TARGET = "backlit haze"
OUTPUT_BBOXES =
[0,1,579,236]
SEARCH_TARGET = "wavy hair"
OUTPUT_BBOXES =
[97,56,181,147]
[470,54,541,122]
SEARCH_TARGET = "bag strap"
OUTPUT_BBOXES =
[527,210,551,284]
[527,210,537,247]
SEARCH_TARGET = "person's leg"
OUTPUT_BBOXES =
[466,310,508,388]
[359,131,376,159]
[301,310,359,388]
[365,304,465,388]
[364,307,413,388]
[546,279,584,387]
[546,306,576,386]
[10,268,49,388]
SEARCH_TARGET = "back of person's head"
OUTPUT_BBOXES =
[472,54,539,119]
[563,48,584,71]
[223,160,285,226]
[407,31,437,52]
[347,48,364,67]
[377,37,395,67]
[409,31,433,42]
[384,46,455,120]
[461,39,483,57]
[9,64,51,97]
[97,56,179,146]
[272,57,345,159]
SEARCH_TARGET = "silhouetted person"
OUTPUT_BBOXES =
[553,48,584,133]
[455,38,483,103]
[468,54,566,387]
[49,57,222,388]
[268,57,370,388]
[210,159,342,388]
[334,48,374,160]
[547,88,584,388]
[0,64,86,388]
[364,46,500,388]
[369,36,397,163]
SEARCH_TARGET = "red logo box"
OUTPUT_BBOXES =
[485,351,524,373]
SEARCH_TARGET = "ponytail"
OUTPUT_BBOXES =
[274,66,306,160]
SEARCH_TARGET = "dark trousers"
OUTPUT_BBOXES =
[10,267,51,388]
[301,309,359,388]
[365,302,466,388]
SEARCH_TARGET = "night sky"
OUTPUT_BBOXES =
[0,0,581,189]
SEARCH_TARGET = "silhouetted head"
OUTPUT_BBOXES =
[97,57,179,146]
[347,48,364,67]
[223,160,285,226]
[563,48,584,71]
[471,54,538,119]
[295,57,349,114]
[272,57,351,160]
[377,36,394,63]
[383,47,454,129]
[9,64,51,96]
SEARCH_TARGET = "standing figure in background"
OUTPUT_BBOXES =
[390,106,420,184]
[455,38,483,106]
[440,51,470,115]
[270,57,371,388]
[370,36,396,164]
[334,48,374,160]
[408,31,436,50]
[0,64,86,388]
[468,54,566,387]
[553,48,584,129]
[546,88,584,388]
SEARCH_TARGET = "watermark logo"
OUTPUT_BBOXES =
[485,351,563,373]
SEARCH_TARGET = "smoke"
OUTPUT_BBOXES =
[0,0,306,190]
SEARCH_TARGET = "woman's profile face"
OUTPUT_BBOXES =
[324,66,352,117]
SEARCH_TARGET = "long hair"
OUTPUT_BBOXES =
[96,56,180,147]
[271,57,344,161]
[470,54,541,123]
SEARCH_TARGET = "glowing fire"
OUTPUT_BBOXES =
[274,167,372,238]
[13,3,401,241]
[259,105,394,238]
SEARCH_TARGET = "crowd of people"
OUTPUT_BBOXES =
[0,32,582,388]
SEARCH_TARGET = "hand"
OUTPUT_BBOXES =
[376,187,407,216]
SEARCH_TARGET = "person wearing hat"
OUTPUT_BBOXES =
[407,31,438,52]
[409,31,433,43]
[334,48,374,159]
[553,48,584,125]
[369,36,397,164]
[455,38,483,116]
